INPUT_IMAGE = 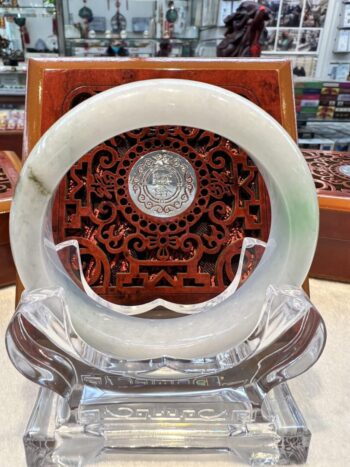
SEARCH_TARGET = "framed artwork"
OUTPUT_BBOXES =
[280,0,303,28]
[291,55,317,77]
[264,0,281,27]
[298,28,321,53]
[335,29,350,52]
[277,28,298,52]
[303,0,328,28]
[257,0,328,56]
[344,4,350,27]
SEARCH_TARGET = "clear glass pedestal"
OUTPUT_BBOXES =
[25,382,310,467]
[7,241,325,466]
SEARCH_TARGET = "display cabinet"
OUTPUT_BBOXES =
[0,1,58,154]
[0,1,58,58]
[295,79,350,152]
[317,0,350,80]
[0,67,25,155]
[59,0,203,58]
[57,0,334,65]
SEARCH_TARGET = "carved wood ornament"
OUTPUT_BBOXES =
[303,150,350,196]
[53,98,271,305]
[22,59,298,306]
[0,151,18,202]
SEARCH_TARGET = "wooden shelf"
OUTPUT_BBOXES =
[0,130,23,135]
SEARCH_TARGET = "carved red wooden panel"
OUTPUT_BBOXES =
[0,151,19,203]
[54,122,270,305]
[24,60,297,306]
[0,166,12,199]
[303,150,350,197]
[303,150,350,283]
[0,151,21,287]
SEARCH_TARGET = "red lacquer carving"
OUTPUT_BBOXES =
[0,152,17,200]
[0,167,11,198]
[303,150,350,197]
[53,88,271,305]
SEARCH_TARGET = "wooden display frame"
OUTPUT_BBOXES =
[0,150,21,287]
[17,58,305,303]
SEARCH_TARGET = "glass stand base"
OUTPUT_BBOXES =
[24,383,310,467]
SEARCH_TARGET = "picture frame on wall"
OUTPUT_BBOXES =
[298,28,321,53]
[276,28,298,51]
[292,55,317,77]
[336,63,350,81]
[303,0,328,28]
[264,0,281,27]
[280,0,303,28]
[335,29,350,53]
[343,4,350,28]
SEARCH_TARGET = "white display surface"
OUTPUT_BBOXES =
[10,79,319,360]
[1,279,348,467]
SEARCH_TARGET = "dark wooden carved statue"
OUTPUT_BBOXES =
[217,1,270,58]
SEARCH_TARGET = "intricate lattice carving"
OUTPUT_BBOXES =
[0,152,18,202]
[0,167,11,197]
[53,91,271,306]
[303,150,350,196]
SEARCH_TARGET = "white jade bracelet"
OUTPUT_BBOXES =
[10,79,319,360]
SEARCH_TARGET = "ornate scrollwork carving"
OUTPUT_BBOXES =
[302,150,350,195]
[0,167,11,196]
[53,91,271,306]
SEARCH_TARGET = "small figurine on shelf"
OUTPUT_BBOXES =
[0,32,10,52]
[0,15,23,66]
[111,0,127,35]
[79,0,94,23]
[217,1,270,57]
[79,0,93,39]
[166,1,178,23]
[157,39,172,57]
[117,41,129,56]
[105,42,129,57]
[14,14,30,49]
[164,1,178,38]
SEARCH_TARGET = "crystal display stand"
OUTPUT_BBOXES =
[6,241,325,466]
[6,79,326,466]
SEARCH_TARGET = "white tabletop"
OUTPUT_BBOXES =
[0,279,349,467]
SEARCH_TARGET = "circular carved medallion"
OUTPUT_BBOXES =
[339,164,350,178]
[128,150,197,218]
